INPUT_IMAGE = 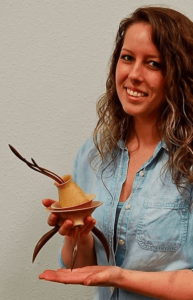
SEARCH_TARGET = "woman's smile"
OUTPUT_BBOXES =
[126,87,148,98]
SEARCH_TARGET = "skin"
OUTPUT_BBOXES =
[39,23,193,299]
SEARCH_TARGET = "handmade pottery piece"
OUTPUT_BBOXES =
[9,145,110,266]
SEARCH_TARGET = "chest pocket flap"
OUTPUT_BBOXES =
[137,197,188,252]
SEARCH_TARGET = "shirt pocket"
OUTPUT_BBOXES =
[136,197,188,252]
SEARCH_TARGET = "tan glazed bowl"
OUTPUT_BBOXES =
[54,174,95,208]
[47,201,103,226]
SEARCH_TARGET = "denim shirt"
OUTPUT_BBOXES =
[59,137,193,300]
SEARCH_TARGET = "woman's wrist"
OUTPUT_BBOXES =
[62,232,96,268]
[64,232,94,250]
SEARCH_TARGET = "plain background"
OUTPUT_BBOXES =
[1,1,193,299]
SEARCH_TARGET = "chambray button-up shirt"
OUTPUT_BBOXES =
[58,138,193,300]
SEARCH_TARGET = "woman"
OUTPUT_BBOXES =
[39,6,193,300]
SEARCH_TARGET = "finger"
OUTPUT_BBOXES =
[39,269,89,284]
[47,212,58,226]
[39,269,52,279]
[84,274,99,286]
[80,216,96,236]
[84,270,109,286]
[39,270,60,282]
[42,198,56,207]
[81,220,96,236]
[58,219,74,236]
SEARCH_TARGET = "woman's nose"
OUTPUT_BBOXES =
[128,62,144,82]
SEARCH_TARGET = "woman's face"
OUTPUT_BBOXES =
[116,22,165,121]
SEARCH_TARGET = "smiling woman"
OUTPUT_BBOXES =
[39,6,193,300]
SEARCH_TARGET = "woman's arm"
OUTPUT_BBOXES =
[39,266,193,300]
[119,268,193,300]
[59,218,97,268]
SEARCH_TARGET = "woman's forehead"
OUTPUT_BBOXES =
[122,23,160,56]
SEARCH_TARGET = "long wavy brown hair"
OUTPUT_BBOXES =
[91,6,193,190]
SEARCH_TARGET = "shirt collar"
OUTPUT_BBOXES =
[117,139,127,150]
[159,139,168,151]
[117,139,168,152]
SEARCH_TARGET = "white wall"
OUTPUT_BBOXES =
[1,0,193,299]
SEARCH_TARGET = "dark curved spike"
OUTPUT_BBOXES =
[32,225,110,264]
[31,157,64,184]
[32,225,60,263]
[92,226,110,262]
[31,158,38,167]
[9,144,29,163]
[9,144,64,184]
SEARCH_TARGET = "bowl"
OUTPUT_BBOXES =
[47,201,103,226]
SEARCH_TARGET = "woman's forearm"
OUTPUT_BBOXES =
[118,268,193,300]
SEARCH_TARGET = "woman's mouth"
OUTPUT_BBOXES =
[126,88,147,98]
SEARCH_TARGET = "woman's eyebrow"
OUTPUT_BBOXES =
[146,54,161,59]
[121,48,160,59]
[121,48,132,53]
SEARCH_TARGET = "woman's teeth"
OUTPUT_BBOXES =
[127,88,145,97]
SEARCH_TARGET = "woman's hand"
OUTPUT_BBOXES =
[42,198,96,238]
[42,199,97,268]
[39,266,121,287]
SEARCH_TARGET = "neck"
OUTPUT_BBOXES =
[127,117,162,150]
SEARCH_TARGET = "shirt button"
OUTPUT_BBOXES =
[126,203,131,210]
[139,170,145,177]
[119,239,124,245]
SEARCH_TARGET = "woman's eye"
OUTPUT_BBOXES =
[149,61,161,68]
[121,55,133,61]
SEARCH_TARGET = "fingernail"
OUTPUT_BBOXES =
[50,214,55,221]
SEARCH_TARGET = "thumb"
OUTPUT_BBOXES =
[42,198,56,207]
[84,273,100,286]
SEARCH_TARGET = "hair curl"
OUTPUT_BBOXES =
[91,6,193,189]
